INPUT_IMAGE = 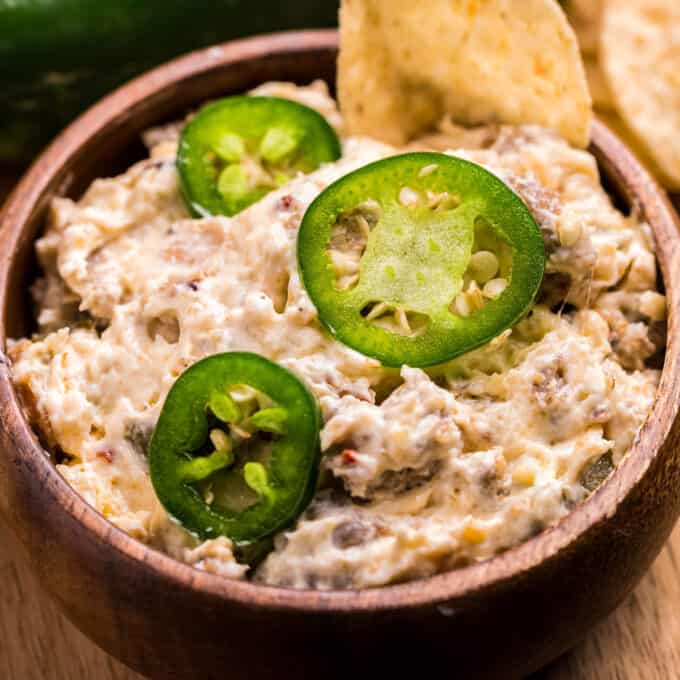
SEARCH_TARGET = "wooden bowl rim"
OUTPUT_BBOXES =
[1,29,679,612]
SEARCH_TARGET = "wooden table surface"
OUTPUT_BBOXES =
[1,180,679,680]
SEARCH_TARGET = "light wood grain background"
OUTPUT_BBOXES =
[2,182,679,680]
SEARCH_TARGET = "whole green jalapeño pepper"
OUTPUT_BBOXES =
[297,152,545,367]
[177,96,341,217]
[149,353,321,550]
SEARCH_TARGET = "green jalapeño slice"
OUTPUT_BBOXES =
[297,152,545,367]
[149,353,321,552]
[177,96,341,217]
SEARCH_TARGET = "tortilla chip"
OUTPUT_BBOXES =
[563,0,603,57]
[601,0,680,190]
[338,0,592,148]
[597,110,669,184]
[584,56,615,113]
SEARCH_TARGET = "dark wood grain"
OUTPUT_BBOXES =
[4,516,680,680]
[539,526,680,679]
[1,31,680,680]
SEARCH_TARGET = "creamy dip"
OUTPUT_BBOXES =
[9,81,665,589]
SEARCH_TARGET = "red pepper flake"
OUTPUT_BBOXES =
[341,449,359,466]
[186,278,201,291]
[375,523,392,537]
[277,194,294,210]
[96,449,114,463]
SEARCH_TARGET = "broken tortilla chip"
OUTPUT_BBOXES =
[338,0,592,148]
[600,0,680,190]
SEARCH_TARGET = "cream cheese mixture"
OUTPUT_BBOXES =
[10,82,664,589]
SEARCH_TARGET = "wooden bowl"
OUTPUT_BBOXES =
[1,30,680,680]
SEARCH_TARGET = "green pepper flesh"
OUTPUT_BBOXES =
[177,96,341,217]
[297,152,545,367]
[150,352,321,550]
